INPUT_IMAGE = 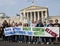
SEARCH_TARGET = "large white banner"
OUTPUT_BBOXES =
[4,27,59,37]
[4,27,14,36]
[44,27,59,37]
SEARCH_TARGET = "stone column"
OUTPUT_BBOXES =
[20,12,23,21]
[38,11,40,20]
[41,11,43,23]
[30,12,32,21]
[27,12,29,21]
[34,12,36,21]
[26,12,27,19]
[23,12,25,18]
[23,12,26,22]
[45,11,48,23]
[26,12,28,19]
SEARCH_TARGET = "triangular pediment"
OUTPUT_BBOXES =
[20,5,48,11]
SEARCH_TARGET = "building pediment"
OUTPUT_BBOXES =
[20,5,48,11]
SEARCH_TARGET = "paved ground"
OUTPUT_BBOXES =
[0,41,60,46]
[0,38,60,46]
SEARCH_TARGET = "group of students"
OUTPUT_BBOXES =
[31,19,60,44]
[0,19,60,44]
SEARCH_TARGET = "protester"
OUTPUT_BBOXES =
[54,19,60,42]
[10,21,16,42]
[43,22,50,44]
[31,21,37,44]
[11,21,15,27]
[0,26,2,38]
[0,23,3,38]
[35,20,44,44]
[14,23,19,42]
[48,20,54,44]
[48,20,54,27]
[32,21,37,27]
[8,20,13,42]
[2,20,9,41]
[0,19,60,45]
[18,22,23,43]
[23,23,31,43]
[54,19,60,27]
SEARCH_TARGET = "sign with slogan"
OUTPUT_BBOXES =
[13,27,22,35]
[4,27,59,37]
[32,27,44,36]
[4,27,14,36]
[23,27,33,36]
[23,27,31,31]
[45,27,59,37]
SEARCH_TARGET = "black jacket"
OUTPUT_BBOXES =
[36,23,44,27]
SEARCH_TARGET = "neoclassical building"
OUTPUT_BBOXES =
[20,5,49,23]
[0,5,60,24]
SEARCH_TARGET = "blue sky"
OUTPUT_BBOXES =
[0,0,60,16]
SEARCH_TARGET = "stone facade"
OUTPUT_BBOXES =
[0,15,60,24]
[49,16,60,23]
[0,5,60,24]
[0,16,20,24]
[20,5,48,23]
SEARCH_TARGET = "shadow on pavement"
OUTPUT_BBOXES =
[0,41,60,46]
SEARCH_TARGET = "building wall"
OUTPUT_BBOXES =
[0,16,60,24]
[49,16,60,23]
[20,5,48,23]
[0,16,20,24]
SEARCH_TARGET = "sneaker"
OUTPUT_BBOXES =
[33,42,35,44]
[51,42,54,44]
[36,42,38,44]
[41,43,44,45]
[21,41,22,43]
[19,41,22,43]
[19,41,20,43]
[28,42,31,44]
[46,42,49,44]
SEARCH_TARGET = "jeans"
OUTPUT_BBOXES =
[32,36,38,42]
[39,37,45,43]
[18,35,24,42]
[45,37,50,42]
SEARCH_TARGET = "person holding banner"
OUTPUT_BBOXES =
[32,21,37,27]
[0,26,3,38]
[48,20,54,44]
[54,19,60,42]
[13,22,23,42]
[48,20,54,27]
[43,22,50,44]
[23,23,31,43]
[54,19,60,27]
[18,22,23,43]
[2,20,10,41]
[10,21,16,42]
[29,21,37,44]
[35,20,44,44]
[13,23,19,42]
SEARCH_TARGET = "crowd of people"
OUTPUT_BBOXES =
[0,19,60,44]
